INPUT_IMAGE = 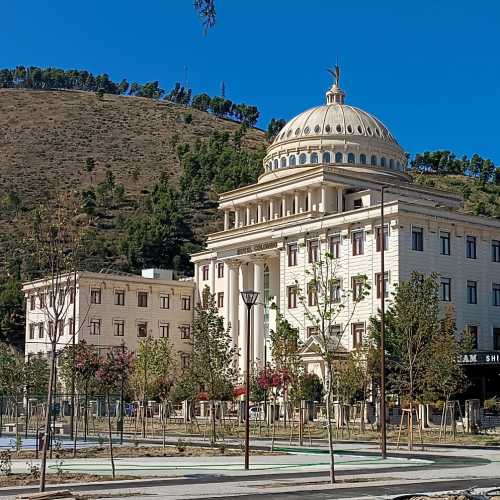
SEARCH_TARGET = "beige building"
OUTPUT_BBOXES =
[23,269,194,369]
[191,73,500,398]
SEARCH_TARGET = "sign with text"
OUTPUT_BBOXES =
[460,351,500,365]
[236,241,277,256]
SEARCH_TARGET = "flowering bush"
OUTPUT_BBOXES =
[95,350,134,391]
[257,368,292,397]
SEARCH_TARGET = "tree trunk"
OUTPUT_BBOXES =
[39,349,56,492]
[211,400,216,446]
[325,366,335,484]
[106,391,116,479]
[72,393,79,458]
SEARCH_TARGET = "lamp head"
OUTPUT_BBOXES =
[240,290,259,307]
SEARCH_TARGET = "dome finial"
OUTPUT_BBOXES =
[326,63,345,105]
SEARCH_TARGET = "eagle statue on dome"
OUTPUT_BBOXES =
[327,64,341,86]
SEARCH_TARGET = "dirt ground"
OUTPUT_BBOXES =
[0,472,141,487]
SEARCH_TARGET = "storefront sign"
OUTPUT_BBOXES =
[460,352,500,365]
[236,241,277,256]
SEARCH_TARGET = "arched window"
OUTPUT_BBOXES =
[322,152,331,163]
[280,157,287,168]
[299,153,307,165]
[380,157,386,168]
[347,153,355,164]
[389,159,394,169]
[273,159,278,169]
[289,155,296,166]
[335,152,343,163]
[310,152,318,164]
[370,155,377,166]
[360,154,367,165]
[397,161,401,171]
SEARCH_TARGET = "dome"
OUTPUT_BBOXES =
[262,68,406,179]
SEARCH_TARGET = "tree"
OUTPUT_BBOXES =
[0,276,25,349]
[84,157,96,185]
[266,118,286,142]
[192,93,211,112]
[194,0,217,31]
[188,288,236,444]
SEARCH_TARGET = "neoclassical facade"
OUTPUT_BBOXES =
[192,75,500,394]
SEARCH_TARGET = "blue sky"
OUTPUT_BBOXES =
[3,1,500,162]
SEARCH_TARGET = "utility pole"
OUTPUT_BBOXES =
[380,185,387,459]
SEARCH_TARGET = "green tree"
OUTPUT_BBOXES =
[266,118,286,142]
[84,157,96,185]
[0,276,25,348]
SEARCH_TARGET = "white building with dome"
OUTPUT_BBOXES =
[192,72,500,400]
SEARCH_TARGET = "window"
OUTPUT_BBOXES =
[380,157,386,167]
[49,294,55,307]
[322,152,331,163]
[57,319,64,335]
[360,154,367,165]
[329,235,340,259]
[467,281,478,304]
[159,322,169,338]
[329,324,342,338]
[353,198,363,209]
[352,323,364,349]
[287,286,298,309]
[307,326,318,337]
[308,282,318,306]
[180,325,191,339]
[370,155,377,166]
[299,153,307,165]
[412,227,424,251]
[29,295,36,311]
[217,292,224,308]
[492,240,500,263]
[137,322,148,337]
[181,295,191,310]
[376,226,389,252]
[467,325,478,350]
[114,290,125,306]
[352,231,364,256]
[308,239,319,263]
[493,283,500,306]
[69,288,75,304]
[288,242,298,266]
[58,291,65,306]
[440,277,451,302]
[389,159,394,169]
[202,265,209,281]
[160,294,170,309]
[39,293,45,309]
[29,324,35,339]
[335,152,343,163]
[138,292,148,307]
[440,231,451,256]
[38,323,44,339]
[180,353,190,370]
[466,236,477,259]
[68,318,74,336]
[330,280,341,303]
[90,288,101,304]
[114,320,125,337]
[280,157,287,168]
[347,152,355,164]
[217,263,224,278]
[311,152,318,164]
[90,319,101,335]
[376,272,389,299]
[352,276,364,301]
[48,321,54,337]
[494,328,500,350]
[289,155,296,166]
[273,159,278,169]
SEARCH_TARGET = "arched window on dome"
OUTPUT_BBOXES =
[289,155,296,166]
[389,159,394,169]
[281,157,287,168]
[397,161,402,171]
[347,153,355,164]
[310,152,319,164]
[380,157,386,168]
[273,159,278,169]
[299,153,307,165]
[360,154,367,165]
[335,152,343,163]
[370,155,377,166]
[322,152,331,164]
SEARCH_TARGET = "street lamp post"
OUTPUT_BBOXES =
[380,186,387,459]
[240,290,259,471]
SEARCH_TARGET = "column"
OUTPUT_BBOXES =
[257,203,263,223]
[294,191,300,214]
[235,209,240,228]
[245,205,250,226]
[209,259,216,294]
[239,264,248,373]
[307,188,312,212]
[337,186,343,213]
[253,258,265,368]
[270,199,275,220]
[320,184,327,213]
[194,263,201,304]
[223,262,231,330]
[224,211,230,230]
[228,261,240,350]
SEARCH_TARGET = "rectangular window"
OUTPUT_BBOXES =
[329,324,342,339]
[494,328,500,350]
[353,198,363,209]
[287,286,297,309]
[307,282,318,307]
[138,292,148,307]
[57,319,64,335]
[440,231,451,256]
[352,322,364,349]
[160,294,170,309]
[49,294,55,307]
[466,235,477,259]
[114,320,125,337]
[375,226,389,252]
[180,353,190,370]
[29,295,36,311]
[39,293,45,309]
[38,323,44,339]
[467,280,478,304]
[68,318,74,336]
[217,292,224,308]
[308,239,319,263]
[159,322,169,338]
[307,326,318,337]
[114,290,125,306]
[329,235,341,259]
[181,295,191,310]
[29,324,35,339]
[90,319,101,335]
[217,263,224,278]
[69,287,75,304]
[375,272,389,299]
[493,283,500,306]
[467,325,478,350]
[59,292,65,306]
[352,231,364,256]
[137,322,148,337]
[440,277,451,302]
[90,288,101,304]
[48,321,54,337]
[412,226,424,251]
[351,276,364,301]
[492,240,500,263]
[288,242,298,267]
[330,280,341,303]
[180,325,191,339]
[202,265,209,281]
